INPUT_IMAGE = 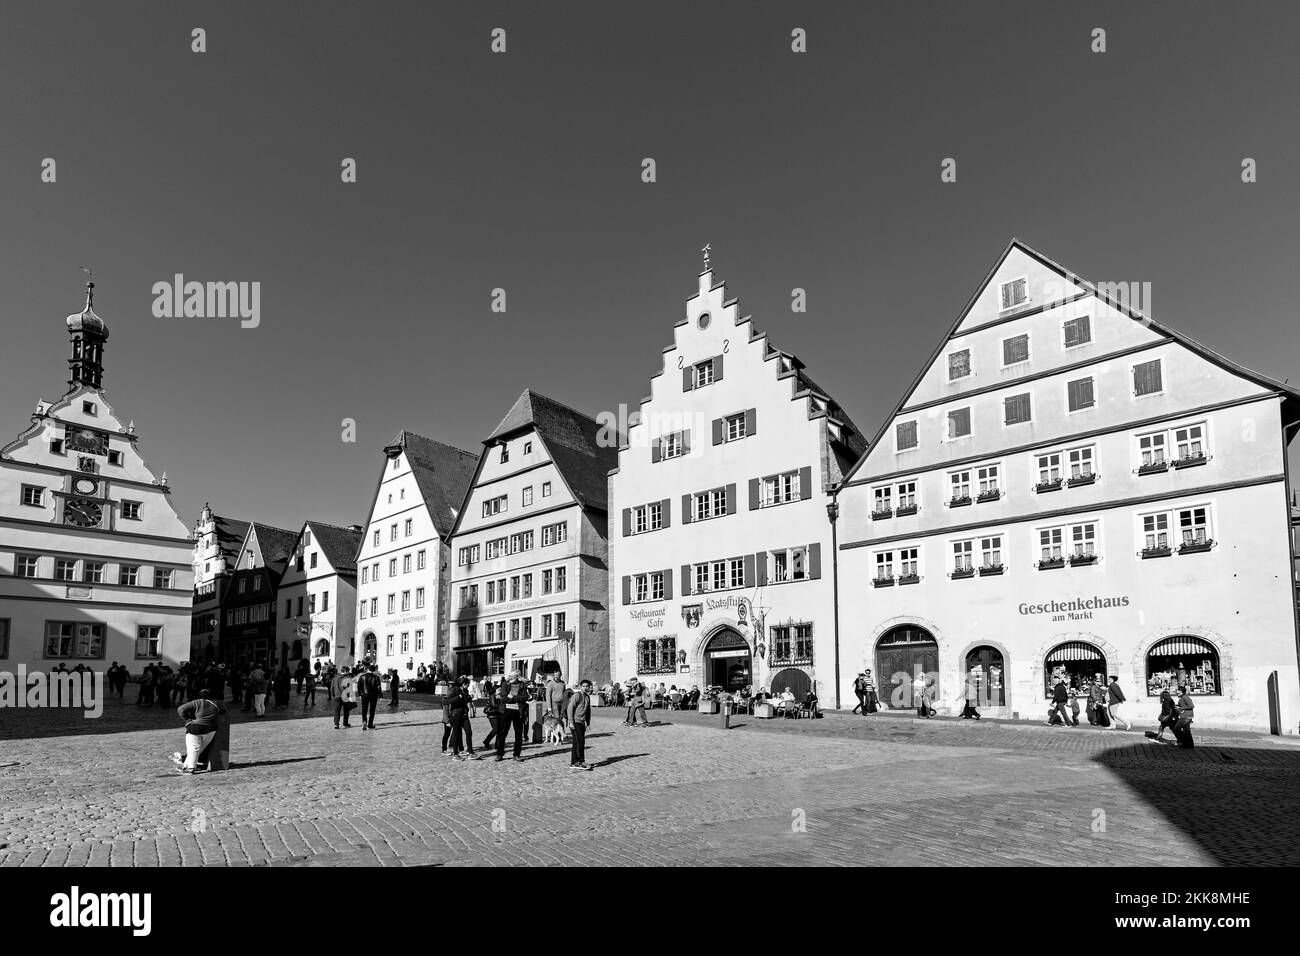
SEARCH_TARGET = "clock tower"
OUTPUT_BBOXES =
[0,280,193,672]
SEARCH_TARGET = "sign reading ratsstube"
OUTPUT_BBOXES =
[1018,595,1131,622]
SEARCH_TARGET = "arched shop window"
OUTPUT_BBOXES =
[1044,640,1106,698]
[314,639,331,657]
[1145,635,1220,696]
[965,645,1005,706]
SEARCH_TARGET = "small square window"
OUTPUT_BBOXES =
[82,401,97,415]
[107,450,123,466]
[896,421,918,451]
[948,349,971,380]
[1063,316,1092,349]
[1000,278,1028,310]
[1003,393,1032,425]
[1133,359,1163,397]
[542,482,552,497]
[21,485,43,507]
[1002,333,1030,367]
[947,408,971,440]
[1068,377,1095,412]
[121,500,141,520]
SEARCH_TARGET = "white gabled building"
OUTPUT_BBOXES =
[609,262,866,702]
[836,239,1300,733]
[447,390,617,684]
[274,521,363,668]
[354,432,479,675]
[0,283,192,671]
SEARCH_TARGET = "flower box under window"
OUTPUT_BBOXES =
[1037,557,1065,570]
[1137,461,1168,476]
[1178,539,1215,555]
[872,575,895,588]
[951,567,975,580]
[895,504,919,517]
[871,508,893,521]
[898,573,920,585]
[1141,546,1172,559]
[976,489,1001,503]
[978,563,1004,576]
[1069,552,1098,566]
[949,495,972,508]
[1173,454,1208,470]
[1035,479,1063,494]
[1067,472,1097,487]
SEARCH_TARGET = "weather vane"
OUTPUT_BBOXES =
[701,243,711,272]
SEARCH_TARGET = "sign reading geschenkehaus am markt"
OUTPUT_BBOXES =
[0,283,192,670]
[835,239,1300,732]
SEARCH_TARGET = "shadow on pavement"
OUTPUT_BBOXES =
[1090,743,1300,866]
[591,753,647,768]
[229,756,327,769]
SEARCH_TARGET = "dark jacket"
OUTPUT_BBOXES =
[567,689,592,728]
[357,671,382,699]
[1052,683,1068,704]
[1108,682,1126,704]
[177,697,226,735]
[498,679,529,711]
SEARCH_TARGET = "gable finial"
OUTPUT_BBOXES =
[79,265,93,306]
[701,243,711,273]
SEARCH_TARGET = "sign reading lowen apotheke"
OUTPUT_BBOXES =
[1018,595,1131,622]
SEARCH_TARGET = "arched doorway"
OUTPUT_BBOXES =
[1044,640,1106,698]
[964,645,1005,706]
[769,667,811,700]
[362,633,377,663]
[876,625,939,709]
[703,628,751,691]
[314,638,331,658]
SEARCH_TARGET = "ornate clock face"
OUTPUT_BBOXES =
[63,499,103,528]
[72,477,99,496]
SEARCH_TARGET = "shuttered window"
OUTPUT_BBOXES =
[1063,316,1091,348]
[947,407,971,439]
[948,349,971,380]
[896,420,918,450]
[1002,333,1029,366]
[1000,278,1027,310]
[1133,359,1163,396]
[1067,377,1095,411]
[1003,393,1032,425]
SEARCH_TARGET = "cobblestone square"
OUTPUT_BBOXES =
[2,696,1297,867]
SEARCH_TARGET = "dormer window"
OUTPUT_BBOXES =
[523,441,533,455]
[82,401,97,415]
[500,444,509,464]
[107,450,123,466]
[999,277,1028,311]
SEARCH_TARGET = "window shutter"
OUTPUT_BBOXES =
[712,418,725,445]
[682,367,694,391]
[749,478,761,510]
[713,354,724,382]
[651,443,662,464]
[663,569,673,601]
[744,407,756,436]
[621,508,631,537]
[799,465,813,500]
[743,554,755,588]
[682,430,691,455]
[660,498,671,529]
[1134,360,1162,396]
[725,483,737,515]
[681,494,692,524]
[808,543,822,580]
[621,576,631,606]
[755,552,768,586]
[680,565,691,596]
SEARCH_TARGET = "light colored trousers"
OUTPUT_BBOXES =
[253,693,266,716]
[184,731,216,770]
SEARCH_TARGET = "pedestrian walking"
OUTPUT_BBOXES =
[852,673,868,715]
[1107,675,1132,731]
[494,670,530,761]
[332,666,356,728]
[1149,690,1177,741]
[1172,686,1195,748]
[303,668,316,708]
[228,666,244,706]
[249,664,268,717]
[567,679,594,771]
[482,686,500,751]
[546,670,567,733]
[1047,680,1074,726]
[388,668,400,707]
[295,659,308,696]
[137,664,156,707]
[913,673,933,718]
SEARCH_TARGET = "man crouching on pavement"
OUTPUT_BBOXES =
[172,687,227,773]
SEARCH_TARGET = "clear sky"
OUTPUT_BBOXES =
[3,1,1298,532]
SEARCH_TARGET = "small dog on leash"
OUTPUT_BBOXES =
[542,713,566,744]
